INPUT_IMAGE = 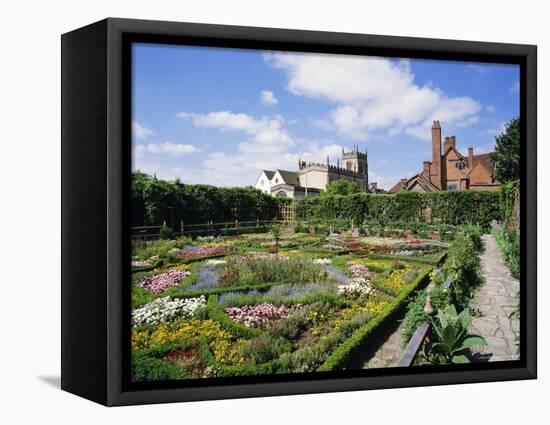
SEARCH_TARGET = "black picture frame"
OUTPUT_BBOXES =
[61,17,537,406]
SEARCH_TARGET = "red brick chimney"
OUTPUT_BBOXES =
[468,147,474,167]
[423,161,431,179]
[431,120,442,189]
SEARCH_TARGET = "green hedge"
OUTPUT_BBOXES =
[206,295,261,339]
[294,190,501,228]
[171,282,279,299]
[500,180,519,231]
[369,251,448,266]
[132,171,280,226]
[318,267,432,371]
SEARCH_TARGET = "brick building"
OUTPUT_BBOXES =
[389,120,500,193]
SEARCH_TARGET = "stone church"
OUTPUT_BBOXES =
[389,120,501,193]
[255,146,378,198]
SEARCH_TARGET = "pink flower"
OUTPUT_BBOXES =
[224,303,303,327]
[177,247,226,259]
[136,270,191,294]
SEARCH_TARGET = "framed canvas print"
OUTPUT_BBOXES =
[61,18,537,406]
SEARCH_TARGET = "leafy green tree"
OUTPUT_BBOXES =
[491,117,520,183]
[322,179,361,196]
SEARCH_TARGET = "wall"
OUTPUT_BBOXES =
[299,168,329,189]
[2,1,547,424]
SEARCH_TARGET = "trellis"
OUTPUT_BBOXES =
[278,202,296,222]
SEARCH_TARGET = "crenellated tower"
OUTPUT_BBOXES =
[341,144,369,189]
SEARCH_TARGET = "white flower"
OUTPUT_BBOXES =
[338,278,374,299]
[131,295,206,325]
[204,259,227,267]
[312,258,331,265]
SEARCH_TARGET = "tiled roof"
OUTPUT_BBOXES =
[262,170,275,179]
[472,153,495,172]
[389,174,440,193]
[276,169,300,186]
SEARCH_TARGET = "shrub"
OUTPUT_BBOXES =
[494,226,520,279]
[241,334,292,365]
[159,226,174,240]
[442,237,481,308]
[132,353,188,381]
[400,282,451,345]
[218,256,331,287]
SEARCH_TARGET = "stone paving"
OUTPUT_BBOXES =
[363,323,404,369]
[469,234,520,362]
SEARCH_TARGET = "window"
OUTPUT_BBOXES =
[447,183,458,190]
[276,191,287,197]
[346,161,352,170]
[455,161,465,170]
[275,178,279,183]
[261,179,264,185]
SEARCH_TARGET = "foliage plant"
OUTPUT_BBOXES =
[494,225,520,279]
[322,179,362,196]
[429,305,487,364]
[440,236,482,309]
[218,256,332,287]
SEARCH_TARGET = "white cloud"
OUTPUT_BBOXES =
[486,105,496,113]
[487,122,506,136]
[265,52,481,141]
[309,118,333,130]
[176,110,354,186]
[467,64,492,74]
[368,170,416,191]
[132,121,154,139]
[260,90,279,106]
[509,81,520,94]
[134,142,200,158]
[177,111,293,150]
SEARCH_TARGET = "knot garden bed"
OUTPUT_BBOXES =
[130,231,437,381]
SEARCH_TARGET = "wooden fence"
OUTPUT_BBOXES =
[394,276,453,367]
[131,219,288,239]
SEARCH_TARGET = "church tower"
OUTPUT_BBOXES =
[341,145,369,190]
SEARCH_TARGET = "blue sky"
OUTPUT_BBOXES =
[132,43,519,189]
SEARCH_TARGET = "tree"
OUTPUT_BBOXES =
[322,179,361,196]
[491,117,520,183]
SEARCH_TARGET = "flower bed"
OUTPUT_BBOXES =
[225,303,304,328]
[136,269,191,294]
[132,295,206,325]
[177,247,227,259]
[131,231,441,381]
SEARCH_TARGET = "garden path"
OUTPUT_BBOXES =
[362,321,404,369]
[469,234,520,362]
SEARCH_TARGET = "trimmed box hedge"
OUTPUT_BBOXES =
[317,266,432,371]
